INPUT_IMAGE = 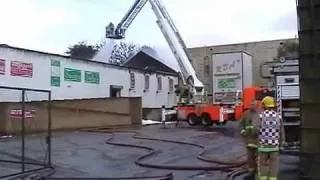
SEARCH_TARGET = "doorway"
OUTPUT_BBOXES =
[110,85,123,98]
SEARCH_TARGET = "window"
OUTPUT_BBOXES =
[144,75,150,90]
[169,78,174,92]
[110,85,123,98]
[157,75,162,91]
[130,72,135,89]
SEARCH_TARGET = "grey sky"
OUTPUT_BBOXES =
[0,0,298,55]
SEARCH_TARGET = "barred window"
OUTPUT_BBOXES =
[157,76,162,91]
[130,72,135,89]
[144,75,150,90]
[169,78,174,92]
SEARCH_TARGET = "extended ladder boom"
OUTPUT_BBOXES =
[106,0,148,39]
[105,0,204,102]
[151,0,193,64]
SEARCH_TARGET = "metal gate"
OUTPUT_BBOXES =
[0,86,52,178]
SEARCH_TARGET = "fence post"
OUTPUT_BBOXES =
[21,90,25,172]
[48,91,52,166]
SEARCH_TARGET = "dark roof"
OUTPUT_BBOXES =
[0,44,177,76]
[123,46,177,74]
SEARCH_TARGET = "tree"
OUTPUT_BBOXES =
[66,40,140,65]
[109,41,140,65]
[277,39,299,59]
[65,41,104,59]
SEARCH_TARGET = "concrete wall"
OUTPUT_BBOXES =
[0,46,178,109]
[187,38,296,95]
[0,97,142,134]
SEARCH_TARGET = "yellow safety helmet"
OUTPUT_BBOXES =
[261,96,275,108]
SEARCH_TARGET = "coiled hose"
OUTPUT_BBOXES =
[14,127,248,180]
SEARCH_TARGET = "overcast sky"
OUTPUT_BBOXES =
[0,0,298,55]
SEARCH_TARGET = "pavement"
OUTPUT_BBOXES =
[0,121,300,179]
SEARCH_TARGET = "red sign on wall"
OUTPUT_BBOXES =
[0,59,5,75]
[10,61,33,78]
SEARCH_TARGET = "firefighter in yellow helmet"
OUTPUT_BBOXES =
[256,96,285,180]
[239,100,260,180]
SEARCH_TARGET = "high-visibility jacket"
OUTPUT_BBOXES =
[239,109,260,148]
[257,109,285,152]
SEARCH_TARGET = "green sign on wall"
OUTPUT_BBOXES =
[51,76,60,86]
[218,78,236,89]
[51,60,61,87]
[51,60,61,67]
[85,71,100,84]
[64,68,81,82]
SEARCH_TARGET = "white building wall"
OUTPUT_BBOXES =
[0,47,178,108]
[52,59,130,100]
[127,71,177,108]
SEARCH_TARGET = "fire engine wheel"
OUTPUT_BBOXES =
[186,114,200,126]
[201,114,213,126]
[216,121,227,126]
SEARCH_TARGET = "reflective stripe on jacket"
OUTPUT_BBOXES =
[258,145,279,152]
[257,109,284,152]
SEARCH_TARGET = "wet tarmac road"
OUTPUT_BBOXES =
[0,122,300,179]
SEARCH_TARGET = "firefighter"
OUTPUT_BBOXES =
[256,96,285,180]
[239,100,260,179]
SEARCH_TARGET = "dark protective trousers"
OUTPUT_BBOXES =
[257,151,279,180]
[247,146,257,173]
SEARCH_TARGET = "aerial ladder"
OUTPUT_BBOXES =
[105,0,253,126]
[105,0,204,104]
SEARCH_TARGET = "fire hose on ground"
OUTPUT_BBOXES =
[84,128,247,178]
[10,127,249,180]
[226,168,249,180]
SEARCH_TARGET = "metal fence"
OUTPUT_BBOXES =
[0,86,52,178]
